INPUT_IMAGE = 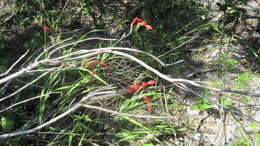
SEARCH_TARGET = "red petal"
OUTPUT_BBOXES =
[142,82,149,87]
[42,26,53,32]
[131,17,143,25]
[128,85,136,93]
[137,82,148,91]
[143,96,153,112]
[143,96,151,104]
[135,17,143,22]
[128,82,139,93]
[145,25,153,30]
[134,82,139,91]
[96,61,109,68]
[147,80,156,85]
[145,106,153,112]
[141,21,147,26]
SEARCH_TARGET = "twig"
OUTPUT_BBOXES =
[0,89,174,139]
[0,92,60,113]
[0,12,16,26]
[112,23,134,46]
[0,49,29,77]
[157,32,200,58]
[60,47,165,66]
[109,50,204,87]
[80,104,175,119]
[1,46,259,98]
[0,103,81,139]
[0,71,51,102]
[34,37,73,62]
[135,133,163,145]
[0,61,41,85]
[165,60,184,67]
[48,37,117,58]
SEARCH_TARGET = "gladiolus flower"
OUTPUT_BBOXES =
[95,61,109,69]
[140,21,153,30]
[131,17,143,25]
[146,80,156,85]
[32,22,53,32]
[144,25,153,30]
[145,106,153,112]
[141,21,148,26]
[137,80,156,91]
[131,17,153,30]
[143,96,151,104]
[85,60,109,76]
[86,60,109,69]
[42,25,53,32]
[128,80,156,93]
[137,82,148,91]
[84,60,108,76]
[143,96,153,112]
[128,82,139,93]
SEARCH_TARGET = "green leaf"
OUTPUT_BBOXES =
[227,7,238,14]
[191,98,212,110]
[220,97,234,106]
[250,122,260,133]
[121,116,149,131]
[119,96,143,113]
[78,67,109,86]
[256,134,260,142]
[78,133,86,146]
[0,117,15,133]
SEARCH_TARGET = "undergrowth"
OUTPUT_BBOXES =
[0,0,259,145]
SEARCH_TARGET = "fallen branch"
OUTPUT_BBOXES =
[0,88,175,139]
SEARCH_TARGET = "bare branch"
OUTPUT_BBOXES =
[0,92,60,113]
[0,87,173,139]
[95,47,166,66]
[80,103,175,119]
[47,37,117,58]
[0,49,30,77]
[1,45,259,98]
[0,103,81,139]
[0,71,51,102]
[0,62,41,85]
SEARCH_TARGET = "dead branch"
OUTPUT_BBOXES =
[0,87,174,139]
[0,36,259,140]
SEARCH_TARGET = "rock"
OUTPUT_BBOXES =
[0,0,16,25]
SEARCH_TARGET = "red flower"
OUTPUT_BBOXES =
[85,60,109,76]
[145,106,153,112]
[42,25,53,32]
[140,21,153,30]
[143,96,151,104]
[144,25,153,30]
[32,22,53,32]
[137,82,148,91]
[143,96,153,112]
[131,17,153,30]
[95,61,109,69]
[128,82,139,93]
[141,21,148,26]
[131,17,143,25]
[137,80,156,91]
[128,80,156,93]
[146,80,156,85]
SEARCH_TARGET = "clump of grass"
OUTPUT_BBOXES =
[234,72,256,89]
[1,0,260,145]
[191,98,212,110]
[214,53,238,71]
